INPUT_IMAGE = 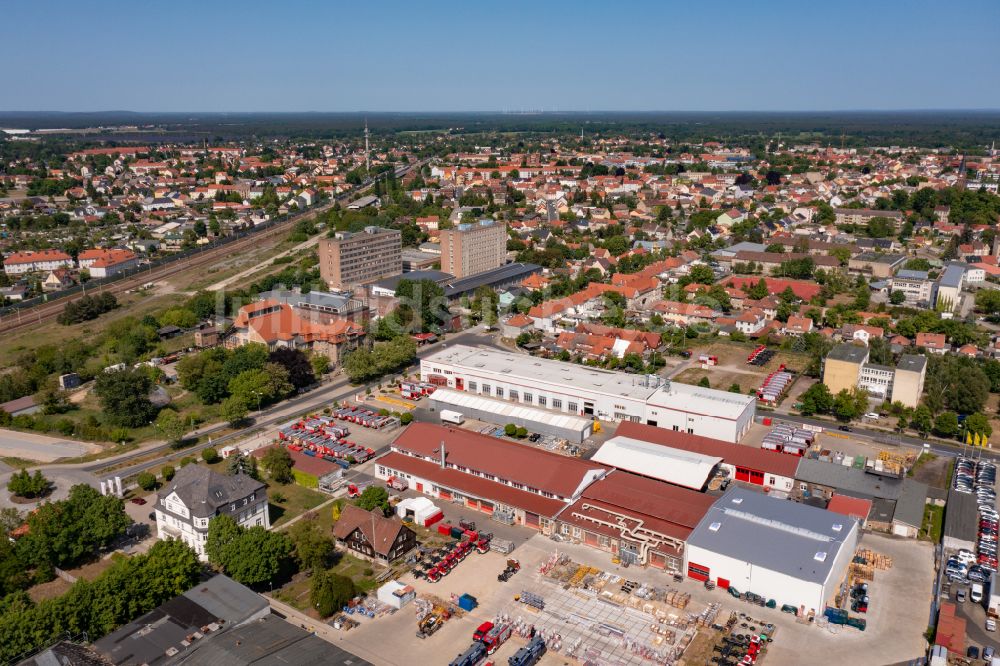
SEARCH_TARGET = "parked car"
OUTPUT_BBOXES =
[838,425,852,432]
[130,497,147,505]
[984,645,995,659]
[967,646,979,660]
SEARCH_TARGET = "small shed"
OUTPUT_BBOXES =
[377,580,415,610]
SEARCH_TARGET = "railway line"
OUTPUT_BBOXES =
[0,161,421,335]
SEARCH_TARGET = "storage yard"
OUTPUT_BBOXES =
[323,529,932,666]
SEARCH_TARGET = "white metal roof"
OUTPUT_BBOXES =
[429,388,593,433]
[591,435,722,490]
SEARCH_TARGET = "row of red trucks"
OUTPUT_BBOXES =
[278,416,375,466]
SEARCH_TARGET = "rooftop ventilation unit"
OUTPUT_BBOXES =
[731,497,743,505]
[832,524,843,532]
[814,552,827,562]
[709,522,722,532]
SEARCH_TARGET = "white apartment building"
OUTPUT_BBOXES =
[155,464,269,561]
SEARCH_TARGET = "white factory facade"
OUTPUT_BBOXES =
[685,488,860,614]
[420,345,755,443]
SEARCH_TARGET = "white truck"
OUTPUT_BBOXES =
[972,582,985,604]
[440,410,464,425]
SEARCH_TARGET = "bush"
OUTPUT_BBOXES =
[161,465,175,481]
[7,468,49,498]
[515,426,528,438]
[271,491,286,503]
[362,567,374,576]
[400,412,413,425]
[136,472,157,491]
[179,456,195,467]
[504,423,517,436]
[201,447,220,464]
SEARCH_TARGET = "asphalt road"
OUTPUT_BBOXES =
[71,327,503,480]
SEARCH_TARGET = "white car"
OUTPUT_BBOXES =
[987,618,997,632]
[957,549,977,566]
[864,412,880,420]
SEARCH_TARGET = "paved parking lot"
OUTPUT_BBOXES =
[0,428,102,462]
[764,533,934,666]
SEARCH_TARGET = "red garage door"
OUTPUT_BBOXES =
[687,562,710,582]
[735,467,750,482]
[438,489,452,500]
[525,512,540,528]
[584,531,599,546]
[717,577,730,589]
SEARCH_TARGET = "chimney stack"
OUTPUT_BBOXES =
[439,440,446,469]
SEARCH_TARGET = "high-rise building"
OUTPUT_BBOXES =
[439,219,507,278]
[318,226,401,290]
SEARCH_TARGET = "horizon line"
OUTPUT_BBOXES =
[2,108,1000,115]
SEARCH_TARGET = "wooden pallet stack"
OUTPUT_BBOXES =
[854,548,893,570]
[664,590,690,609]
[850,561,874,581]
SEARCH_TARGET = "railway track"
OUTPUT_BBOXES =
[0,161,422,335]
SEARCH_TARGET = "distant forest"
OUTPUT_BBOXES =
[1,110,999,151]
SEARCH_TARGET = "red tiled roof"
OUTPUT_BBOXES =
[391,423,606,499]
[378,451,568,518]
[612,421,801,478]
[935,602,966,654]
[722,276,821,301]
[827,494,872,522]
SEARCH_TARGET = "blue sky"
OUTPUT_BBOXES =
[2,0,998,112]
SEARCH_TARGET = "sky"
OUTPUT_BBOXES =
[2,0,999,113]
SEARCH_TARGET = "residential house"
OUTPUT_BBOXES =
[915,332,948,354]
[333,504,417,563]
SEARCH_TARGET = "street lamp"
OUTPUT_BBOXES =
[252,390,262,416]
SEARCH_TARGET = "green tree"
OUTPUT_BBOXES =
[206,515,293,587]
[698,377,711,388]
[355,486,391,516]
[261,446,294,484]
[911,405,933,435]
[964,412,993,438]
[310,570,356,617]
[221,394,249,426]
[268,348,316,389]
[94,368,157,428]
[975,289,1000,316]
[136,472,157,491]
[504,423,517,436]
[728,383,742,393]
[515,426,528,438]
[399,412,413,425]
[7,469,48,499]
[933,411,959,438]
[226,452,259,480]
[161,465,175,481]
[201,447,220,464]
[17,484,130,569]
[155,409,186,445]
[799,383,834,416]
[288,517,335,571]
[746,278,769,300]
[889,290,906,305]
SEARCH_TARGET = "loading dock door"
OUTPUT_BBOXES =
[584,402,594,416]
[717,577,730,589]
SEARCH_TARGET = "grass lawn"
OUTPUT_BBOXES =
[272,552,386,614]
[267,480,328,528]
[921,504,944,543]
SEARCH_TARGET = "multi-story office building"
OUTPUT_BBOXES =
[318,226,401,290]
[439,219,507,278]
[887,269,933,306]
[822,343,927,408]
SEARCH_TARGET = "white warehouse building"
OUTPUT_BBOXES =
[685,488,860,615]
[421,345,755,443]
